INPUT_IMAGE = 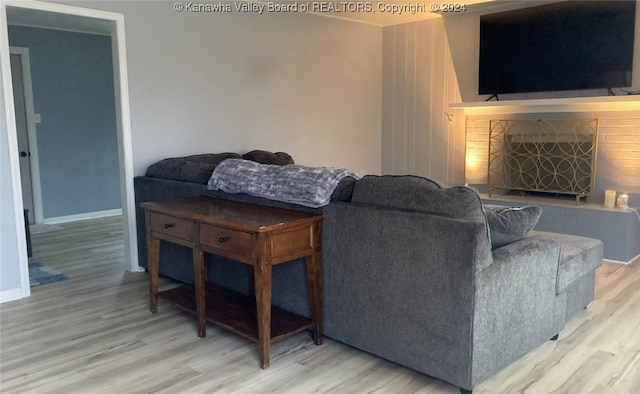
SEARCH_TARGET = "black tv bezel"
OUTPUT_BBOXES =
[478,0,637,96]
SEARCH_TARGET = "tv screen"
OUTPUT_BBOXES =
[478,1,636,95]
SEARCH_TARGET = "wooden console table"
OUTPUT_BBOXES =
[141,196,323,368]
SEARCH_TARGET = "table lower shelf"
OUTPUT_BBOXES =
[158,283,314,342]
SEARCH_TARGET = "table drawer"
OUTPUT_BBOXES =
[200,224,254,256]
[149,212,193,241]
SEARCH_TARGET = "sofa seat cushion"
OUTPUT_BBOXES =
[532,231,603,294]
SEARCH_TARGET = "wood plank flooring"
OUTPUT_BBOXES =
[1,216,638,393]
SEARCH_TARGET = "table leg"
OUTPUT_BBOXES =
[254,258,272,369]
[306,250,323,345]
[149,236,160,314]
[193,247,206,338]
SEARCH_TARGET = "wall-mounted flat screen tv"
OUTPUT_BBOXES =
[478,1,636,95]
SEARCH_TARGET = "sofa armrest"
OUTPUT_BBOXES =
[470,235,561,386]
[322,201,492,388]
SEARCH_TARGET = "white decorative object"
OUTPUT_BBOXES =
[617,194,629,210]
[604,190,616,209]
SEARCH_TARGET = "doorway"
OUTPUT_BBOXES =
[1,2,140,301]
[8,25,121,225]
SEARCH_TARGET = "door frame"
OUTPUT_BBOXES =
[1,0,141,300]
[10,46,43,225]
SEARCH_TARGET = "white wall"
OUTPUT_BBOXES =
[1,1,25,300]
[381,17,465,185]
[0,57,27,301]
[58,1,383,176]
[0,1,382,299]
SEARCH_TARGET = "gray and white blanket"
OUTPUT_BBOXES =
[207,159,360,208]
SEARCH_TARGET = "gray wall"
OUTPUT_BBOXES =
[8,26,121,219]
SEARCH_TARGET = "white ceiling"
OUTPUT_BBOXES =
[263,0,501,26]
[5,1,553,33]
[322,0,567,26]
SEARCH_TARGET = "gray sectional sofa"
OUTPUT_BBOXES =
[134,150,603,393]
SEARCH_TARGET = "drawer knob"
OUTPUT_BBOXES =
[164,223,175,229]
[219,237,226,243]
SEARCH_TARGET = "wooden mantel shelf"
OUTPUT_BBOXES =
[449,95,640,114]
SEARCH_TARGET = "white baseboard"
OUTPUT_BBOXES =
[0,288,26,303]
[43,209,123,224]
[604,252,640,265]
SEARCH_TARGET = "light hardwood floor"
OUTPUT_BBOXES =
[1,216,638,393]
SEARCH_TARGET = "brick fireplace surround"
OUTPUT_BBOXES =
[465,110,640,263]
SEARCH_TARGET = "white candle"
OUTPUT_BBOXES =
[604,190,616,209]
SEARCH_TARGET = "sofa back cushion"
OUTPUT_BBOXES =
[145,150,295,185]
[351,175,485,223]
[242,150,294,166]
[145,153,241,184]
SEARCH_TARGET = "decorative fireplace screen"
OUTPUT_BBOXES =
[488,118,599,203]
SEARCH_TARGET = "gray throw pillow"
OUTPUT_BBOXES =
[483,204,543,249]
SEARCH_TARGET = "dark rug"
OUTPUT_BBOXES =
[29,262,68,287]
